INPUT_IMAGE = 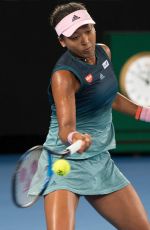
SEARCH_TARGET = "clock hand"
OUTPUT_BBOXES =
[145,79,150,85]
[135,74,150,85]
[130,70,148,84]
[142,78,150,85]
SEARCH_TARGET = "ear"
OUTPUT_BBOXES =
[58,37,66,48]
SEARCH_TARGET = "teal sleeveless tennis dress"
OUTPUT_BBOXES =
[29,44,130,196]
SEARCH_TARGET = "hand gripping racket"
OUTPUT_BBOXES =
[12,140,82,208]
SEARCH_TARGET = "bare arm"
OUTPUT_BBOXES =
[51,70,77,142]
[51,70,92,152]
[112,92,138,117]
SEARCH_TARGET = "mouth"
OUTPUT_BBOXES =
[83,46,92,52]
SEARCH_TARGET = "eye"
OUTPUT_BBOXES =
[70,35,79,40]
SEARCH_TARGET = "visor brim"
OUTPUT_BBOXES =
[62,19,95,37]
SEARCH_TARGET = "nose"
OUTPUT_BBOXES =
[80,33,89,45]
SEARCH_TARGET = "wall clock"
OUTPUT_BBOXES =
[119,52,150,106]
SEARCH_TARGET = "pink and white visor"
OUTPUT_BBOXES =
[55,9,95,37]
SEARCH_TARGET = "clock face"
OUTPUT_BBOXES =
[120,52,150,106]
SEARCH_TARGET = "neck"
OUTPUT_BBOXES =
[69,50,96,65]
[83,56,96,65]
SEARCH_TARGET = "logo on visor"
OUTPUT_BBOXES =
[72,15,80,22]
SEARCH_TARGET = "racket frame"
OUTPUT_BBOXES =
[12,140,82,208]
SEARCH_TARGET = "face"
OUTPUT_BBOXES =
[59,24,96,60]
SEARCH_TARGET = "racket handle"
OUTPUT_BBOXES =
[66,140,83,154]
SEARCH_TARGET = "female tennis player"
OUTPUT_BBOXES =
[29,2,150,229]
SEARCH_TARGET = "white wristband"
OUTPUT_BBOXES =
[67,131,78,144]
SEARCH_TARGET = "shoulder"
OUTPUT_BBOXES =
[51,70,80,92]
[52,70,75,83]
[96,43,111,60]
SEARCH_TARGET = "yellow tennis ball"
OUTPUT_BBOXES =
[52,159,71,176]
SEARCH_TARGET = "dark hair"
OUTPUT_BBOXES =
[50,2,86,28]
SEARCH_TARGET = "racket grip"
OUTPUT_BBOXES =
[66,140,83,154]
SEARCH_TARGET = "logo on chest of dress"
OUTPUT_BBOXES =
[99,73,106,80]
[85,74,93,83]
[102,60,109,69]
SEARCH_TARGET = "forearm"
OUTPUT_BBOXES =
[58,123,76,144]
[112,92,138,117]
[112,92,150,122]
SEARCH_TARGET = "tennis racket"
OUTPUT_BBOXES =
[12,140,82,208]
